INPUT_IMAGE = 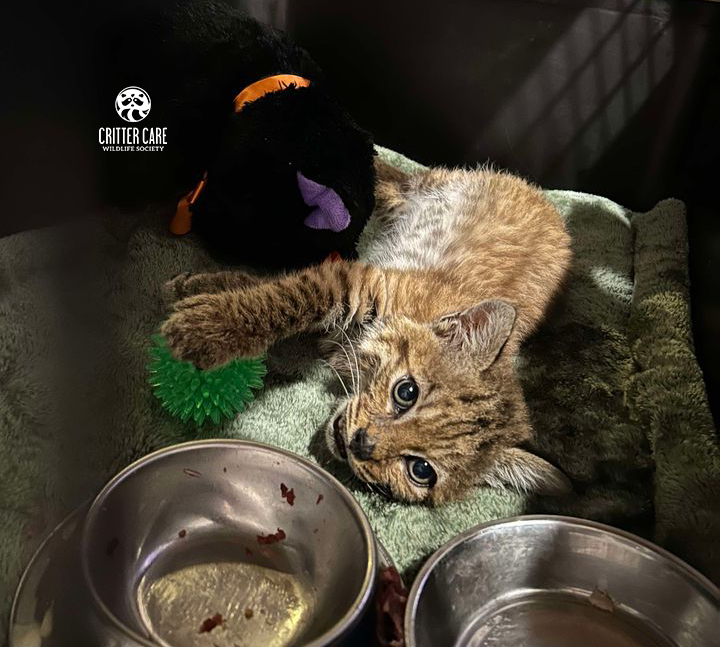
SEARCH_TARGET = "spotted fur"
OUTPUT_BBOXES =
[162,160,573,503]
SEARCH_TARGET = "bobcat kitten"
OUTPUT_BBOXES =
[162,161,572,504]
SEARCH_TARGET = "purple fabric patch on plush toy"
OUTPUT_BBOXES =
[297,171,351,232]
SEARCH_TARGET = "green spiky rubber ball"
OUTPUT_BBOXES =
[148,334,266,425]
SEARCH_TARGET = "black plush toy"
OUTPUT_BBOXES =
[105,1,375,268]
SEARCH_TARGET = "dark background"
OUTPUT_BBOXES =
[1,0,718,418]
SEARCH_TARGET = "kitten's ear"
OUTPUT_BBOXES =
[483,447,571,496]
[431,300,516,369]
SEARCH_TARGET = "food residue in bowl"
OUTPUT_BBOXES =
[588,587,616,612]
[178,529,187,538]
[280,483,295,506]
[198,613,223,633]
[257,528,286,545]
[183,468,202,478]
[245,608,254,619]
[316,494,324,505]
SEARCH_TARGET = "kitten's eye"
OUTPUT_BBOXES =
[392,377,419,410]
[405,456,437,487]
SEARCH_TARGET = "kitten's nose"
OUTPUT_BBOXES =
[349,428,376,460]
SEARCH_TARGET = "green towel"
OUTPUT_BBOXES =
[1,148,718,639]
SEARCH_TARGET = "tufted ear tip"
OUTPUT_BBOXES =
[484,447,572,496]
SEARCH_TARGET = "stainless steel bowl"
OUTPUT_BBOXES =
[80,440,377,647]
[406,516,720,647]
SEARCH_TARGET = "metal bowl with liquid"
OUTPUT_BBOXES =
[405,516,719,647]
[79,440,377,647]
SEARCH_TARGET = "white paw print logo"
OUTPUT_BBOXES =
[115,86,151,123]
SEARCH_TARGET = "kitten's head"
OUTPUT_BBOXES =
[325,300,570,504]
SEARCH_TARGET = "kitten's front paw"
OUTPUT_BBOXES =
[161,293,268,369]
[161,293,236,369]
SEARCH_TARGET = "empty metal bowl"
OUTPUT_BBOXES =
[80,440,377,647]
[406,516,720,647]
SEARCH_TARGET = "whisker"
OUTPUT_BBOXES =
[340,328,360,393]
[368,481,392,499]
[325,338,356,390]
[337,326,361,393]
[318,359,349,398]
[351,461,392,500]
[327,334,358,392]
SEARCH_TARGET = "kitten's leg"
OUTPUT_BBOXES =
[161,261,389,369]
[163,270,265,301]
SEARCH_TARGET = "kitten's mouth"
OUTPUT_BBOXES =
[332,411,348,460]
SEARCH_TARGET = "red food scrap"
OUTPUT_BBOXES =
[280,483,296,506]
[245,547,254,556]
[178,529,187,538]
[375,566,408,647]
[106,537,119,557]
[183,468,202,478]
[198,613,223,634]
[257,528,286,545]
[316,494,324,505]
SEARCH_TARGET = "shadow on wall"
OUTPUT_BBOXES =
[283,0,713,210]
